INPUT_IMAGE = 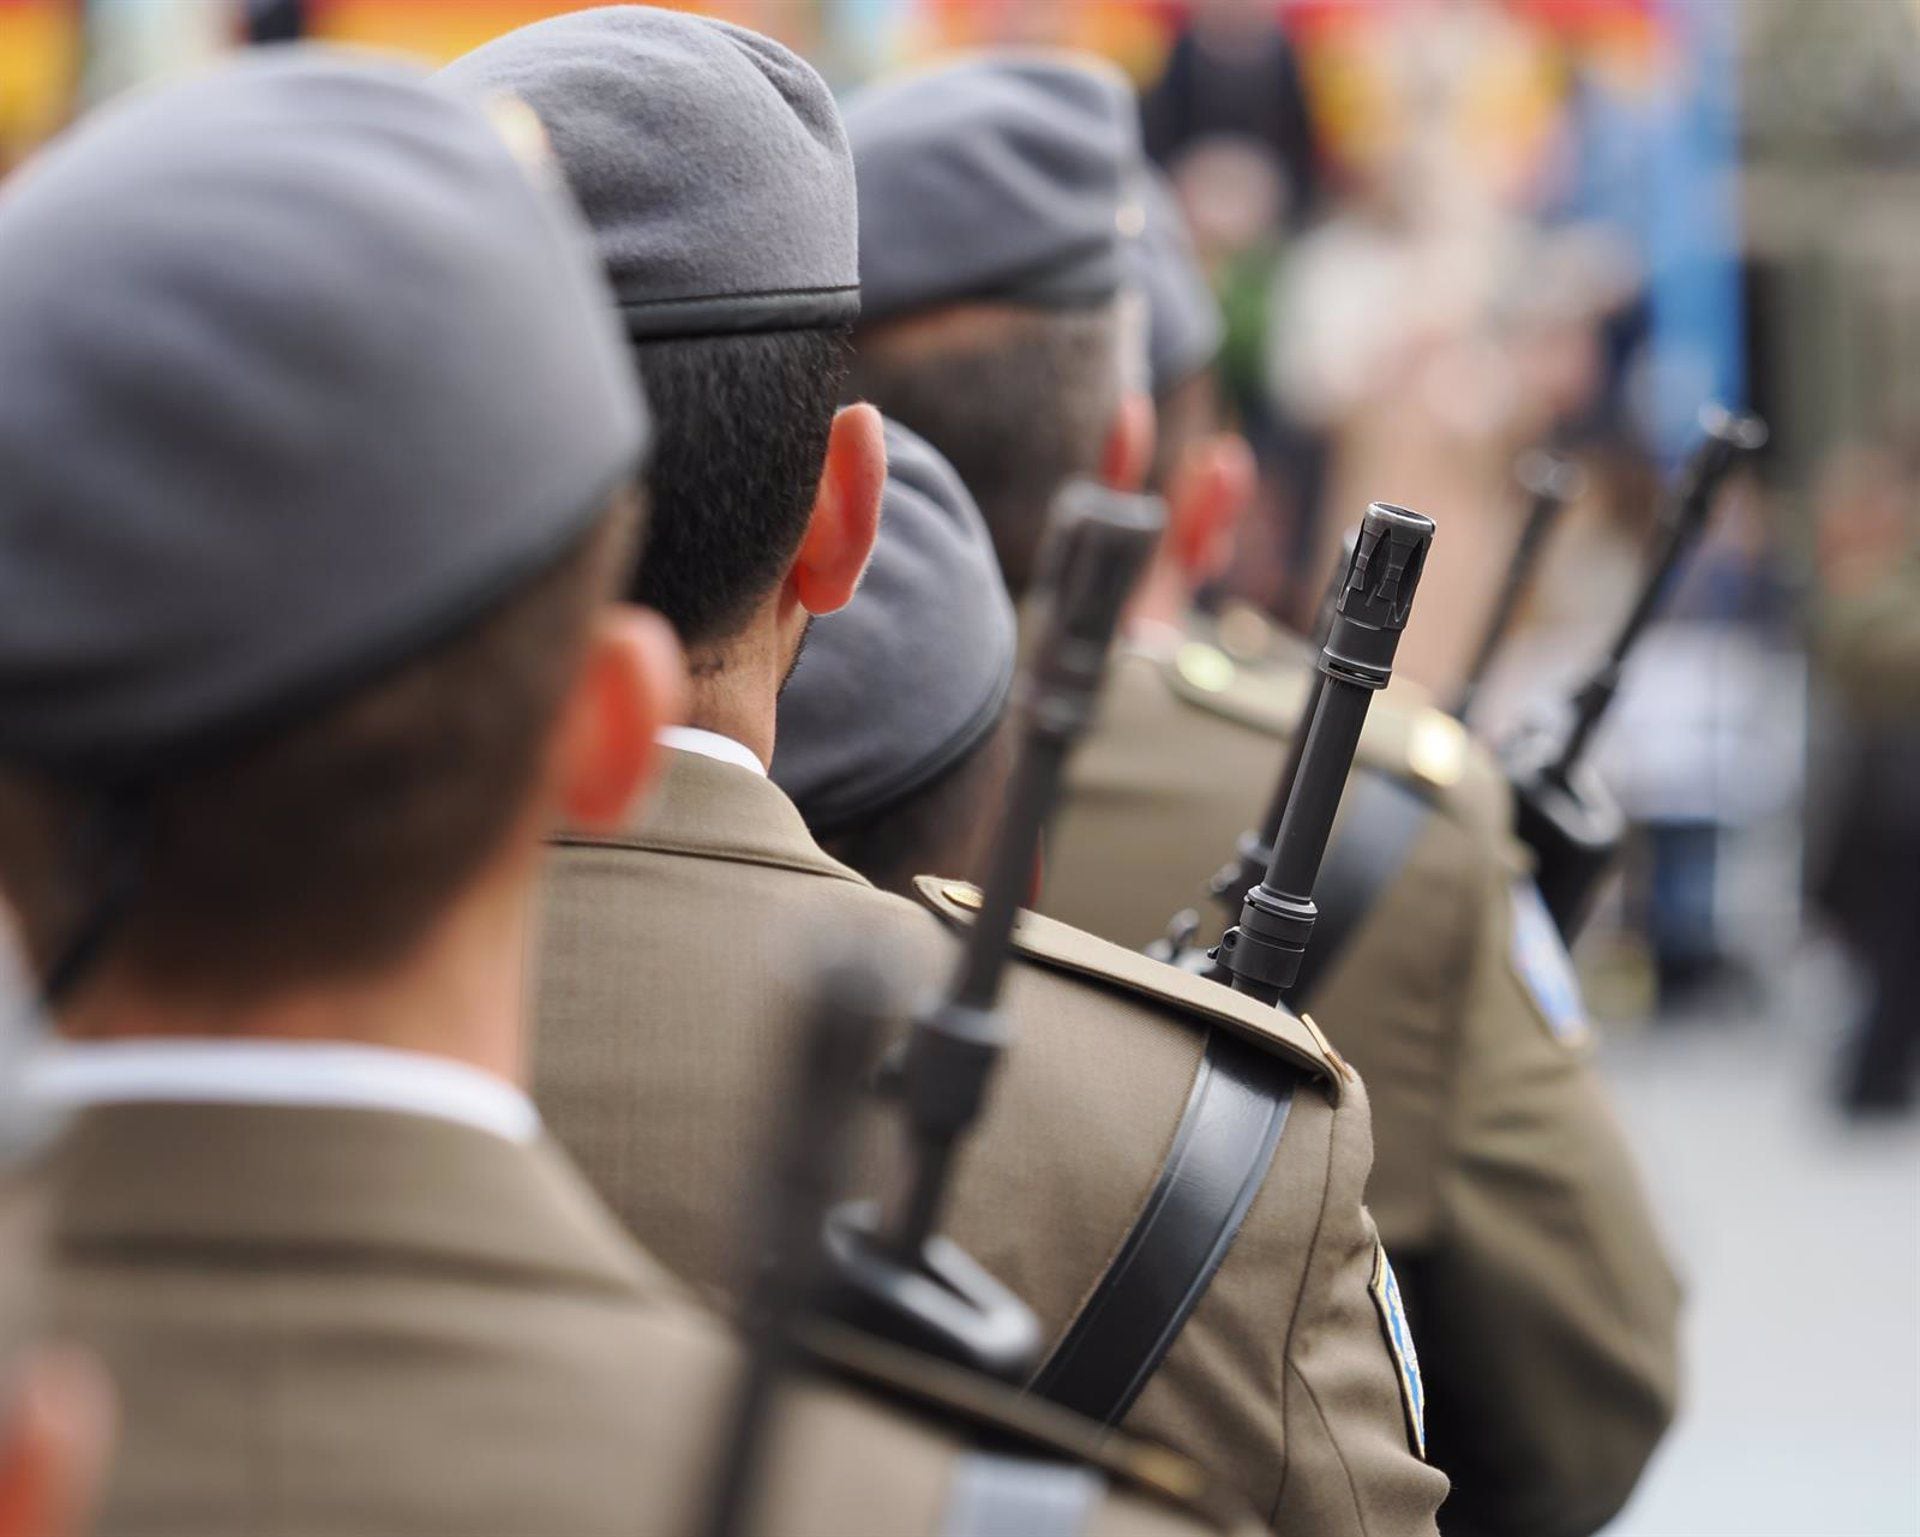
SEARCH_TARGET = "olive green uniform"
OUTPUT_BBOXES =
[1040,629,1682,1537]
[50,1098,1254,1537]
[534,747,1449,1534]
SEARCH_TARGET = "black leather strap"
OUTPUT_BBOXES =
[1288,769,1431,1006]
[1030,1028,1298,1425]
[941,1455,1103,1537]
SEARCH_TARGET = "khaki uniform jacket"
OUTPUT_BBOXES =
[535,748,1448,1534]
[1041,640,1682,1537]
[49,1098,1251,1537]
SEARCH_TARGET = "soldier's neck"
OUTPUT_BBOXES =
[60,839,537,1090]
[679,618,795,771]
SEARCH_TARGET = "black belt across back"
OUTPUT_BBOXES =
[1029,1028,1297,1425]
[1030,770,1432,1427]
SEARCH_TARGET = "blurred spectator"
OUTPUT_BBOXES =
[1141,0,1319,228]
[1810,438,1920,1116]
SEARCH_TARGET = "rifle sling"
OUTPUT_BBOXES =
[1029,771,1428,1428]
[1029,1028,1297,1425]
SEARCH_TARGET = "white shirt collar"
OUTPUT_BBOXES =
[26,1038,540,1146]
[658,725,766,776]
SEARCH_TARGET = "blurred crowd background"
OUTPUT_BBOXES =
[3,2,1917,1531]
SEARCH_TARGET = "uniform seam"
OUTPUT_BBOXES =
[553,832,867,887]
[1281,1356,1369,1531]
[1266,1090,1338,1524]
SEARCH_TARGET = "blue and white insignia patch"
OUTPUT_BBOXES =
[1510,880,1590,1047]
[1369,1239,1426,1459]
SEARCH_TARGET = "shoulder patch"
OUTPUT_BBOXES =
[1162,643,1308,737]
[1509,880,1591,1047]
[1368,1239,1427,1459]
[913,877,1340,1097]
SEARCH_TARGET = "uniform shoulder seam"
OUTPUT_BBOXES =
[910,877,1340,1096]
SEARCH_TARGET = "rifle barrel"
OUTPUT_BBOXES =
[1218,503,1436,1009]
[1453,449,1581,724]
[1550,406,1765,780]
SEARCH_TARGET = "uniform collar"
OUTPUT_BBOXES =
[48,1097,666,1299]
[561,744,867,887]
[656,724,766,776]
[28,1037,539,1145]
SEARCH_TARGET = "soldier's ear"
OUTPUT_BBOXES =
[1100,390,1155,494]
[791,402,886,617]
[0,1347,115,1537]
[1168,430,1255,581]
[553,606,686,833]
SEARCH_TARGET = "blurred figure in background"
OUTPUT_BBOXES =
[1811,437,1920,1116]
[1141,0,1319,229]
[1140,0,1322,623]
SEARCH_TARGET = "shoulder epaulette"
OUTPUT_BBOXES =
[1159,641,1492,812]
[911,876,1342,1098]
[1161,640,1306,736]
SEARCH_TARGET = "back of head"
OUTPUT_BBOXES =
[0,49,648,1016]
[772,421,1017,891]
[438,6,863,652]
[844,53,1146,599]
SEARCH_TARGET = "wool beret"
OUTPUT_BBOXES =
[1134,168,1224,395]
[0,48,646,780]
[847,52,1144,327]
[772,420,1015,831]
[439,6,860,340]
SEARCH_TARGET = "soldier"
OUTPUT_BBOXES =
[0,50,1257,1537]
[442,14,1446,1530]
[850,96,1680,1537]
[770,419,1017,894]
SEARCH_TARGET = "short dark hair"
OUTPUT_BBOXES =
[0,501,635,1014]
[629,326,852,650]
[818,715,1015,897]
[848,304,1121,599]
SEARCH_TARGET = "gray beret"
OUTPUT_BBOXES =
[1134,169,1223,396]
[771,420,1014,831]
[438,7,859,339]
[847,53,1143,327]
[0,49,645,780]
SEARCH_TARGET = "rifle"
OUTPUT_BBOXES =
[697,958,894,1537]
[1214,503,1436,1006]
[1452,449,1583,726]
[822,477,1164,1379]
[1142,528,1357,969]
[1505,405,1767,938]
